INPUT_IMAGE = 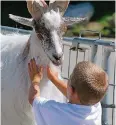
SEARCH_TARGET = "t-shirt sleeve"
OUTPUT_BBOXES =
[32,97,57,125]
[33,97,48,107]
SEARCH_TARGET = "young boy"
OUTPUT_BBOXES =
[28,58,108,125]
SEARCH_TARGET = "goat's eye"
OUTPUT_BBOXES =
[60,24,67,33]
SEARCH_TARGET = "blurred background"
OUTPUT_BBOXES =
[1,1,115,38]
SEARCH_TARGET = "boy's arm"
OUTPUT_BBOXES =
[28,59,43,105]
[28,84,40,105]
[47,67,67,97]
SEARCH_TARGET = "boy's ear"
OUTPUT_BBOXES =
[69,85,74,95]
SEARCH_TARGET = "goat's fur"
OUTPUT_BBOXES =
[1,31,65,125]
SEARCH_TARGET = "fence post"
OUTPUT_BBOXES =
[91,45,98,63]
[102,47,112,125]
[113,54,116,125]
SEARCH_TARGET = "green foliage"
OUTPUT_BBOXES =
[98,15,112,27]
[65,13,115,38]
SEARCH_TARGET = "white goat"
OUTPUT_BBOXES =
[1,0,86,125]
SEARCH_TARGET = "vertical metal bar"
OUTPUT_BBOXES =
[102,48,112,125]
[114,43,116,125]
[68,48,71,78]
[61,44,64,73]
[112,59,116,125]
[112,62,115,125]
[88,49,90,61]
[83,51,86,61]
[76,43,79,64]
[91,45,98,63]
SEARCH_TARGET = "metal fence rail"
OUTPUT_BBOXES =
[1,26,115,125]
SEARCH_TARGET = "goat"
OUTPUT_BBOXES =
[1,0,86,125]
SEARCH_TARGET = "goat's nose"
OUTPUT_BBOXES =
[53,53,63,60]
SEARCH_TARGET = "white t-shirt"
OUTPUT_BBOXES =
[32,97,102,125]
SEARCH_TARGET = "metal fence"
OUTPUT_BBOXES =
[62,31,115,125]
[1,26,115,125]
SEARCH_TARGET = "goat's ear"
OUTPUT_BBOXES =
[9,14,33,27]
[63,17,88,26]
[49,1,69,16]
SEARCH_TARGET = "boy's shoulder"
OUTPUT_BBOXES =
[33,97,101,113]
[33,97,102,125]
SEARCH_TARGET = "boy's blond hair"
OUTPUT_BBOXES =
[70,61,108,105]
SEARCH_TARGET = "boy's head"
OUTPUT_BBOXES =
[67,61,108,105]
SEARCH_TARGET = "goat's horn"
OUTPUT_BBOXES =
[9,14,33,27]
[26,0,48,20]
[49,0,70,16]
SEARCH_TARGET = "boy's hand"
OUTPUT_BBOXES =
[47,66,67,97]
[28,58,43,84]
[47,66,58,81]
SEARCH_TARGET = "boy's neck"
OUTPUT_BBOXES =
[69,99,81,105]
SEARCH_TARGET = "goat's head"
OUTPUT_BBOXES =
[9,0,87,66]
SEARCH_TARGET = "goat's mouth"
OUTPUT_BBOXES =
[46,52,63,66]
[49,57,63,66]
[52,59,62,66]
